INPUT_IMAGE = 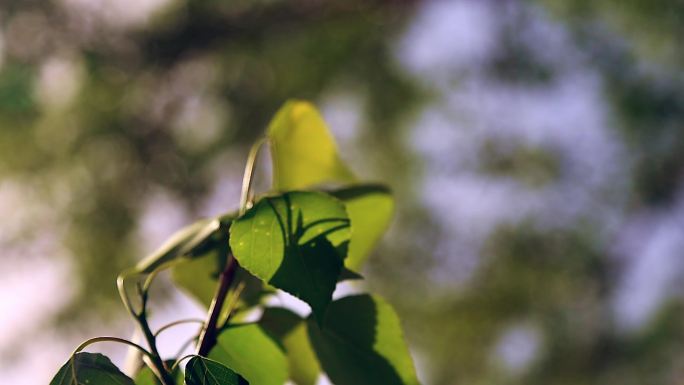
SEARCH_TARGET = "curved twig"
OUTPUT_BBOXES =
[69,336,154,384]
[239,137,267,215]
[154,319,205,337]
[171,354,199,372]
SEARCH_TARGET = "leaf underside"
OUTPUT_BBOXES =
[307,294,420,385]
[260,307,321,385]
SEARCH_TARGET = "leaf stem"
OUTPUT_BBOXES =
[116,270,139,318]
[239,137,267,215]
[195,138,261,356]
[71,336,154,383]
[175,334,200,358]
[196,254,238,356]
[118,270,176,385]
[217,281,246,330]
[171,354,198,371]
[74,336,153,357]
[154,318,205,337]
[136,289,177,385]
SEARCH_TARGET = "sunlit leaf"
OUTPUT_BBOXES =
[185,356,242,385]
[209,324,288,385]
[268,100,356,191]
[331,184,394,271]
[230,191,350,321]
[135,217,221,274]
[50,352,135,385]
[307,294,420,385]
[261,307,321,385]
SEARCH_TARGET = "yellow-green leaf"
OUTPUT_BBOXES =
[268,100,355,191]
[331,184,394,271]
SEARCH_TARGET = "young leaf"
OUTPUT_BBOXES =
[260,307,321,385]
[135,217,220,274]
[307,294,420,385]
[185,356,242,385]
[209,324,288,385]
[331,184,394,271]
[230,191,350,321]
[268,100,356,191]
[51,352,135,385]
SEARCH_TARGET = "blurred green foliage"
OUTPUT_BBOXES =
[2,0,684,384]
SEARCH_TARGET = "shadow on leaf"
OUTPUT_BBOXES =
[307,294,412,385]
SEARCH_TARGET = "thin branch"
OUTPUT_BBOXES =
[154,318,205,337]
[195,133,258,356]
[117,270,140,318]
[118,271,176,385]
[239,137,267,215]
[218,281,246,330]
[74,336,153,357]
[71,336,154,384]
[175,334,200,358]
[171,354,198,372]
[136,291,177,385]
[196,254,239,356]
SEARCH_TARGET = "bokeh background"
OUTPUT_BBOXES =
[2,0,684,384]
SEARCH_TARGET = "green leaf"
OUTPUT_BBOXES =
[185,356,242,385]
[307,294,420,385]
[172,251,271,324]
[169,212,269,320]
[135,217,221,274]
[209,324,288,385]
[50,352,135,385]
[261,307,321,385]
[230,191,350,321]
[134,365,157,385]
[171,233,229,309]
[268,100,356,191]
[134,361,182,385]
[331,184,395,271]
